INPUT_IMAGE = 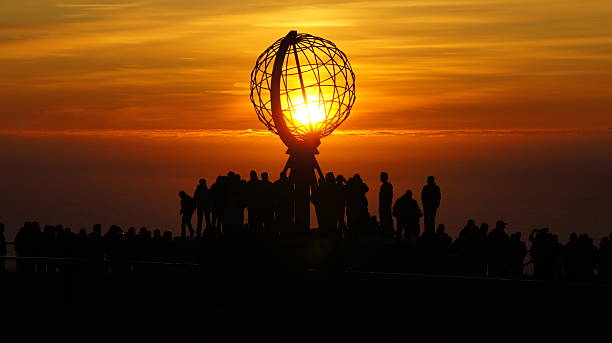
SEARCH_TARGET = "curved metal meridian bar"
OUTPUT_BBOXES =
[270,30,299,148]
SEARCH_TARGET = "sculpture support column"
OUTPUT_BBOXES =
[272,31,324,232]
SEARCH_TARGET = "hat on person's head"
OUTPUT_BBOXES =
[496,220,507,227]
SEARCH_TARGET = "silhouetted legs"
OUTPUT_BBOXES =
[423,207,437,232]
[379,206,393,235]
[407,223,420,245]
[396,220,406,240]
[196,207,211,238]
[181,213,194,238]
[212,209,223,234]
[261,208,274,234]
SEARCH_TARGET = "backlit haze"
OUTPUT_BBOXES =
[1,1,611,239]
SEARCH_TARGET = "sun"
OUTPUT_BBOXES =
[289,97,326,127]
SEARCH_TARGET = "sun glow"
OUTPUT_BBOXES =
[290,99,326,127]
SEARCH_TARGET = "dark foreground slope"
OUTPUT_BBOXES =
[1,237,611,341]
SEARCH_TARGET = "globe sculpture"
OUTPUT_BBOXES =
[250,30,356,231]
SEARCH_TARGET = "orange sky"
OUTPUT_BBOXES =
[1,0,612,132]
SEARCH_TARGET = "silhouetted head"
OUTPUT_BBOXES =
[261,172,269,182]
[93,224,102,234]
[354,173,361,181]
[427,176,435,185]
[467,219,475,227]
[199,178,206,186]
[325,172,335,183]
[569,232,578,242]
[279,171,287,181]
[495,220,507,231]
[250,170,258,181]
[227,171,235,178]
[380,172,388,182]
[179,190,186,198]
[405,190,413,199]
[336,175,346,184]
[552,234,559,243]
[479,222,489,234]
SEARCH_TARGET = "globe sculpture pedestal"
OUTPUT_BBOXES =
[281,137,324,231]
[251,30,356,232]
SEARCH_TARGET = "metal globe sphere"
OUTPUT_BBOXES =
[250,32,356,143]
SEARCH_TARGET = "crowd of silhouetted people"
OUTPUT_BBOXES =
[1,172,611,282]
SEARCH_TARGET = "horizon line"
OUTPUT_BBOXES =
[0,128,610,138]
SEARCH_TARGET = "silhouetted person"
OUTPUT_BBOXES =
[259,172,275,233]
[273,172,292,236]
[313,172,342,233]
[599,236,612,281]
[529,228,562,279]
[210,176,226,233]
[433,224,452,273]
[416,225,437,273]
[179,190,195,238]
[88,224,105,275]
[223,172,245,234]
[378,172,394,235]
[487,220,510,277]
[421,176,441,232]
[0,223,6,272]
[574,233,597,281]
[464,222,488,276]
[335,175,348,234]
[564,232,579,279]
[509,232,527,278]
[193,178,212,238]
[15,222,35,273]
[346,174,370,234]
[247,170,262,231]
[393,190,422,243]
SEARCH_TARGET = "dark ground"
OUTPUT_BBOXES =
[1,237,611,341]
